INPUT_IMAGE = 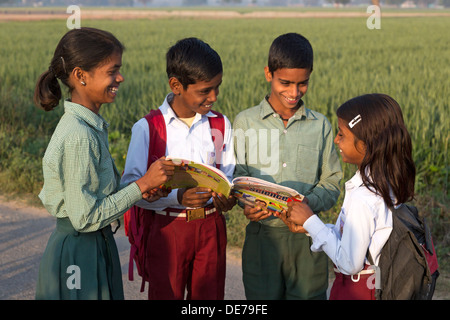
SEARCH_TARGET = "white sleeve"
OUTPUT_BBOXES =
[219,115,236,183]
[121,118,149,187]
[304,200,375,275]
[121,118,180,210]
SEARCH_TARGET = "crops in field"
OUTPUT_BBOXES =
[0,14,448,256]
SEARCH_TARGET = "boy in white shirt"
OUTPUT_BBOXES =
[122,38,235,300]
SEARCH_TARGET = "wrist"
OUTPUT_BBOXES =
[135,178,147,195]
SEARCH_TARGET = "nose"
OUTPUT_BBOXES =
[208,87,219,103]
[334,135,339,145]
[289,85,301,99]
[116,71,124,83]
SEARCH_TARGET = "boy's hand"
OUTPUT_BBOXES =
[178,187,213,208]
[212,192,236,213]
[243,204,271,222]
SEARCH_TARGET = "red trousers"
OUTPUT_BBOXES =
[329,265,376,300]
[146,210,227,300]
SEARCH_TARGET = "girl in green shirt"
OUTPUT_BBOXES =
[34,27,175,300]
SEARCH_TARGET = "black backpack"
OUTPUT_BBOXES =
[367,204,439,300]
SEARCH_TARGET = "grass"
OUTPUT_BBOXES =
[0,14,448,281]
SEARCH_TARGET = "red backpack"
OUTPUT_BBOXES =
[124,109,225,294]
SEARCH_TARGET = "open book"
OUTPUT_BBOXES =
[164,157,304,215]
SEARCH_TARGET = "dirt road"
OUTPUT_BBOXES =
[0,197,245,300]
[1,196,447,300]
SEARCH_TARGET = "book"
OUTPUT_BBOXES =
[164,157,304,215]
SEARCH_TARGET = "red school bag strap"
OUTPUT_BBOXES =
[208,110,225,169]
[145,109,167,166]
[126,109,166,292]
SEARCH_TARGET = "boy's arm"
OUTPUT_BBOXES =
[219,115,236,181]
[121,119,180,210]
[305,120,342,214]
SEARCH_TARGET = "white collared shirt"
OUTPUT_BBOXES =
[303,171,393,275]
[121,94,235,211]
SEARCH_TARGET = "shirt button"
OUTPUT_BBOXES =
[282,163,287,168]
[283,130,287,134]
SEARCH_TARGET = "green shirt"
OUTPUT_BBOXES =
[233,97,342,227]
[39,100,142,232]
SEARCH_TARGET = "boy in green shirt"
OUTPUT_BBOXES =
[233,33,342,299]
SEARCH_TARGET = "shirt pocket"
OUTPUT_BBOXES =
[295,144,320,185]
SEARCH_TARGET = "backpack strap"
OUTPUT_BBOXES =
[144,109,167,167]
[208,110,225,169]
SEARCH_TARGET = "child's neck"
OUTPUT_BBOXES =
[169,94,196,118]
[267,96,300,122]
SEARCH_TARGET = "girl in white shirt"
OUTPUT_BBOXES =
[284,93,416,300]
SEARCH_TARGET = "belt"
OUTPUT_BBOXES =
[155,206,216,222]
[334,267,376,283]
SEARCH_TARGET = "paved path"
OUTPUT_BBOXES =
[0,199,245,300]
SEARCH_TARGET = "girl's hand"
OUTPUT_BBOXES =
[286,201,314,226]
[136,157,176,194]
[279,209,307,233]
[142,186,171,203]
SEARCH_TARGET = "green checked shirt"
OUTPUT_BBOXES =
[39,100,142,232]
[233,97,342,227]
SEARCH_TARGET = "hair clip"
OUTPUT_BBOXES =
[349,114,361,128]
[60,56,67,74]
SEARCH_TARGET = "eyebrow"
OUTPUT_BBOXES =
[278,78,309,84]
[109,64,122,70]
[198,80,222,91]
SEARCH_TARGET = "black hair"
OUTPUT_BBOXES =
[268,33,313,73]
[166,37,222,89]
[34,27,124,111]
[336,93,416,207]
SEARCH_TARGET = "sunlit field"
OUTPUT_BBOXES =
[0,14,448,270]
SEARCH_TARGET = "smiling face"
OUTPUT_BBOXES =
[169,72,223,118]
[71,51,124,114]
[334,117,366,167]
[265,67,311,116]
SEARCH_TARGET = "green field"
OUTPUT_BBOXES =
[0,14,448,272]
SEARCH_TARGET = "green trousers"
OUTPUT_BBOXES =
[242,221,328,300]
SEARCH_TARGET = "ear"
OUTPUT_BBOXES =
[169,77,183,95]
[355,139,367,156]
[72,67,86,86]
[264,66,273,83]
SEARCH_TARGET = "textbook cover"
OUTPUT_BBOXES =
[164,157,304,215]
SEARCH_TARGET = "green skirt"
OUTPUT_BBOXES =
[36,218,124,300]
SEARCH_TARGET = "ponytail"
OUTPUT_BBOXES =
[34,68,62,111]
